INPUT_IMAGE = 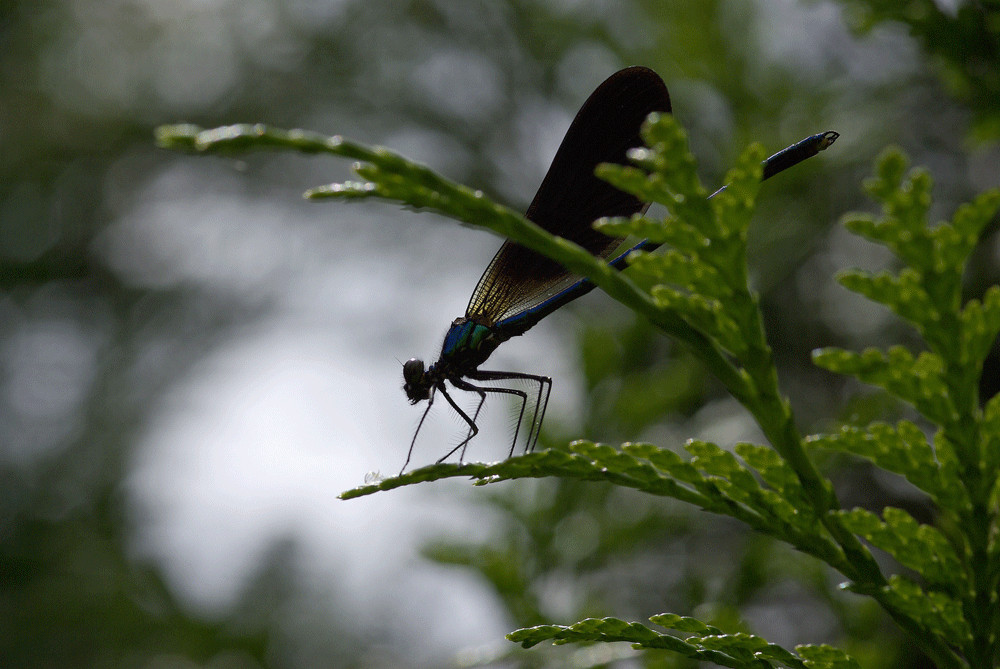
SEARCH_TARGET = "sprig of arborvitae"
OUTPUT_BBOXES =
[156,120,1000,668]
[809,150,1000,669]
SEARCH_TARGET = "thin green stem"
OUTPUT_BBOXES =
[156,124,753,400]
[736,304,967,669]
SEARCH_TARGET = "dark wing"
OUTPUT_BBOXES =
[465,66,671,325]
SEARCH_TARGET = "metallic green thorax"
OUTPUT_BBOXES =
[440,316,509,371]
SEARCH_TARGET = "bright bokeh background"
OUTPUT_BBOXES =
[3,1,998,667]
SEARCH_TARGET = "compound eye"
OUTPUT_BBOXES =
[402,358,425,385]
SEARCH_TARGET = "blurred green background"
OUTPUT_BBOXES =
[2,1,998,667]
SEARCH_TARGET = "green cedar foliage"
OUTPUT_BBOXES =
[157,117,1000,669]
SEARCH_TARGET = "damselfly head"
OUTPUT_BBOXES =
[402,358,430,403]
